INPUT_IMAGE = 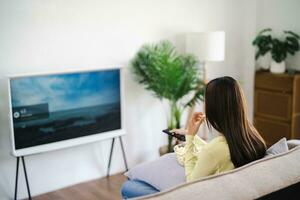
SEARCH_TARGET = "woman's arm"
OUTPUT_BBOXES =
[173,112,213,182]
[184,138,217,182]
[184,135,197,180]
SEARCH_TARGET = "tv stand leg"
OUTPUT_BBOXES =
[106,136,128,177]
[107,138,115,177]
[119,136,128,171]
[22,157,32,200]
[14,157,19,200]
[14,156,32,200]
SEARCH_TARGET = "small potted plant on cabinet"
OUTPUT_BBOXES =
[253,29,300,73]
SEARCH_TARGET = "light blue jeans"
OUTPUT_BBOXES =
[121,179,160,199]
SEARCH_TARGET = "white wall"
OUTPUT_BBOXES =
[240,1,258,122]
[256,0,300,70]
[0,0,256,199]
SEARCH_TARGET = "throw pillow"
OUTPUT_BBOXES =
[124,153,185,191]
[265,137,289,157]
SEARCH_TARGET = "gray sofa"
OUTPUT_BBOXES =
[137,140,300,200]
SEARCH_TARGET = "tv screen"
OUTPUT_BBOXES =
[8,68,123,156]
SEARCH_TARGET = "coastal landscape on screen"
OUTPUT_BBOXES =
[10,69,121,149]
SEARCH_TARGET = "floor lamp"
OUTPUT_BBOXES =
[185,31,225,139]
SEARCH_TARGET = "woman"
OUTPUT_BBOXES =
[121,76,267,198]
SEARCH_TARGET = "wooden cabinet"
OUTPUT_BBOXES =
[254,71,300,146]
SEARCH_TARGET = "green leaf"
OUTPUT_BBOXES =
[284,30,300,39]
[253,29,272,60]
[257,28,272,36]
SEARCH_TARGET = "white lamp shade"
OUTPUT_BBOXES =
[185,31,225,62]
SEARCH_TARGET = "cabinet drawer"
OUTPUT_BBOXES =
[255,72,293,93]
[255,90,292,121]
[254,117,291,146]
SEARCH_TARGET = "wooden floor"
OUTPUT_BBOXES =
[32,173,127,200]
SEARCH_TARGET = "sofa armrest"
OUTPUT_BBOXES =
[287,140,300,150]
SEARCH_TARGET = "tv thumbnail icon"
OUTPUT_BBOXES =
[12,103,49,122]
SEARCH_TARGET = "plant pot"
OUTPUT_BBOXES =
[257,52,271,70]
[270,60,286,74]
[159,145,169,156]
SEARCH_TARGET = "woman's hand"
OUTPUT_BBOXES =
[170,128,188,135]
[171,112,205,136]
[187,112,205,136]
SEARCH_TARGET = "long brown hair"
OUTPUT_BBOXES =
[205,76,266,167]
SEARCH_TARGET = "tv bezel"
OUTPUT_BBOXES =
[7,66,125,157]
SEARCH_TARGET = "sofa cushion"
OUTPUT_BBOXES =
[138,146,300,200]
[124,153,185,191]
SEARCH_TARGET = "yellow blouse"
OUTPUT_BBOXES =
[183,135,234,182]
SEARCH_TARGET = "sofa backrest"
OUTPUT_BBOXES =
[138,146,300,200]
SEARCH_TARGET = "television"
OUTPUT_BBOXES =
[8,67,124,157]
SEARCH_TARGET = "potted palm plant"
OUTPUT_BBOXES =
[131,41,205,153]
[253,29,300,73]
